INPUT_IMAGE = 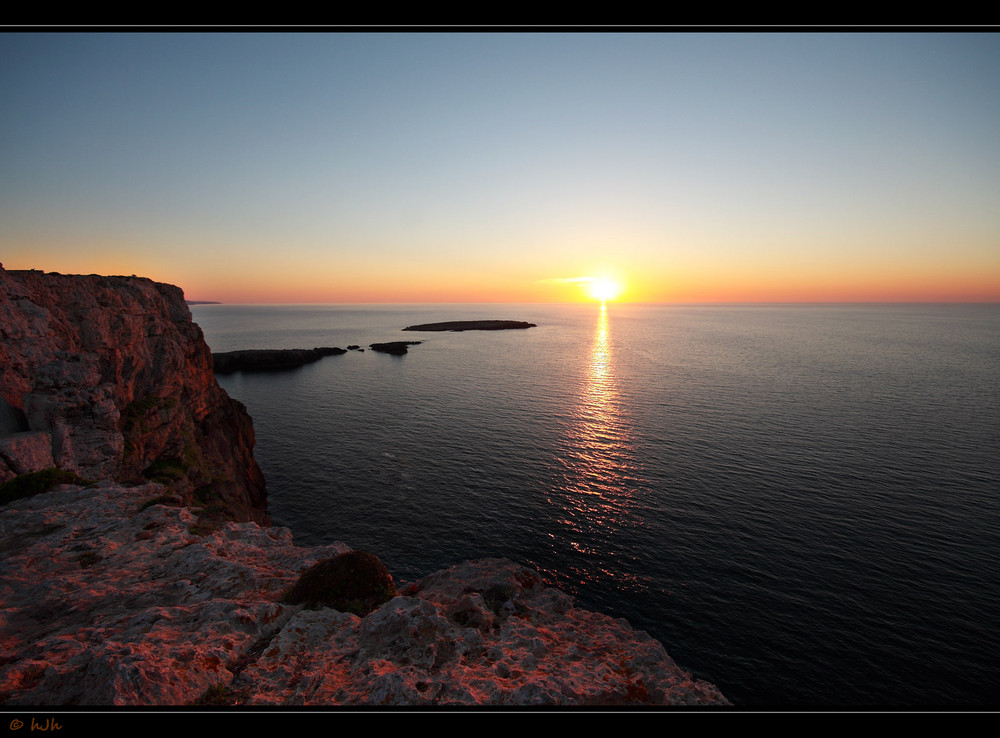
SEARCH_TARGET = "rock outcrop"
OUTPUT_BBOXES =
[0,268,266,523]
[0,482,729,706]
[369,341,421,355]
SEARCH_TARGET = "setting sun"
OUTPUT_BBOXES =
[588,277,623,302]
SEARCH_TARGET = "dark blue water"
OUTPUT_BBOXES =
[192,302,1000,707]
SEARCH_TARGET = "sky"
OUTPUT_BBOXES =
[1,31,998,303]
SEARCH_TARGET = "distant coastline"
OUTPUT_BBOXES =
[185,300,221,305]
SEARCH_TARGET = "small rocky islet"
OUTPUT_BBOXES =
[367,340,422,355]
[403,320,536,332]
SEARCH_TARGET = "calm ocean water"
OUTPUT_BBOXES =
[192,302,1000,707]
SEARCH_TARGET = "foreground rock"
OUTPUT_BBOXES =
[0,268,266,523]
[403,320,537,332]
[0,483,729,707]
[212,347,346,375]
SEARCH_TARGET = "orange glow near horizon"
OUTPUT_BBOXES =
[58,273,1000,306]
[4,253,998,305]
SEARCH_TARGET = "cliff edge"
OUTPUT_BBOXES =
[0,268,266,523]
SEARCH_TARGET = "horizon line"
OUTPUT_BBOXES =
[185,298,1000,306]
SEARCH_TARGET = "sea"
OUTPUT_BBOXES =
[190,301,1000,708]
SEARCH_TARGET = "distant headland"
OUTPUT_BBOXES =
[212,347,346,374]
[403,320,536,332]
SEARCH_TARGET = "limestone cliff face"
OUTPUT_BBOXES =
[0,268,266,522]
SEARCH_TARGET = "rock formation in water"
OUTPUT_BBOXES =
[403,320,537,332]
[0,268,266,523]
[212,347,347,375]
[369,341,422,355]
[0,482,729,706]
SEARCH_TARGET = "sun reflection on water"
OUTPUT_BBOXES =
[546,302,650,591]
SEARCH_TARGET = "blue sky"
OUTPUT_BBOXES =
[2,31,998,302]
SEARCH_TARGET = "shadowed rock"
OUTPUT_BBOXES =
[212,347,346,375]
[281,550,397,616]
[403,320,536,332]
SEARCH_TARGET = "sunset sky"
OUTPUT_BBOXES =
[2,31,998,303]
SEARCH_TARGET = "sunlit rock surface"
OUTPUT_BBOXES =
[0,268,265,521]
[0,483,729,706]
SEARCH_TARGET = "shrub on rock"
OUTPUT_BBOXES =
[281,550,397,616]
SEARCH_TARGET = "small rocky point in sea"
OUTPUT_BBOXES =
[368,341,421,355]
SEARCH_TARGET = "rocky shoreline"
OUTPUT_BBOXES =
[0,268,730,707]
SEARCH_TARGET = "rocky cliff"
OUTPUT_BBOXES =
[0,268,266,523]
[0,269,729,707]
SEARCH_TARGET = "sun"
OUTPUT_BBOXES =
[587,277,623,302]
